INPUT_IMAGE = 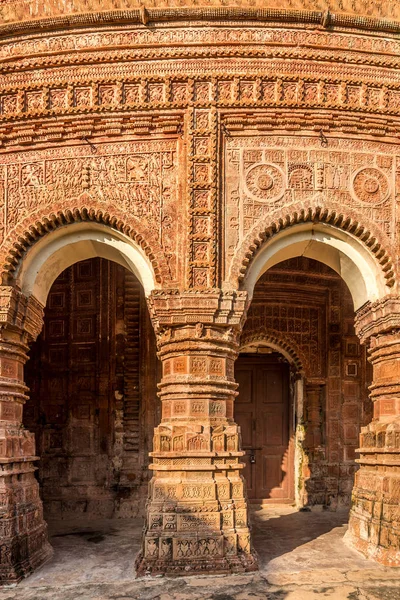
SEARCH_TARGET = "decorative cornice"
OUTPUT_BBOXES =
[1,73,400,144]
[2,6,400,38]
[147,289,248,331]
[355,296,400,344]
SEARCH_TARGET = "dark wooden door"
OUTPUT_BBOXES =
[24,258,145,516]
[235,354,294,503]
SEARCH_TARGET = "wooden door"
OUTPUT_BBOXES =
[235,354,294,503]
[24,258,145,515]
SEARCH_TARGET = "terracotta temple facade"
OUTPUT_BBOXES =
[1,0,400,584]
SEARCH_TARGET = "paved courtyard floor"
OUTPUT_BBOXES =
[1,506,400,599]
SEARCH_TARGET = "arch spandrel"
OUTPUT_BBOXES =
[226,204,397,310]
[0,134,181,292]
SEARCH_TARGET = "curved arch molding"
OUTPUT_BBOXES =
[2,209,170,303]
[240,328,307,376]
[228,206,396,310]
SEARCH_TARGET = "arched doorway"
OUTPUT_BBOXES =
[0,218,162,582]
[23,257,158,520]
[236,256,372,509]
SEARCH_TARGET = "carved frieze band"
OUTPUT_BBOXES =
[2,75,400,125]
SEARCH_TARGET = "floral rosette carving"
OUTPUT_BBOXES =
[351,167,390,205]
[244,163,285,202]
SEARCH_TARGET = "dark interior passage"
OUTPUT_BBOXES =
[24,257,158,520]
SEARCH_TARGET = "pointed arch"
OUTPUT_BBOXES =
[240,328,308,376]
[227,204,396,310]
[1,207,171,304]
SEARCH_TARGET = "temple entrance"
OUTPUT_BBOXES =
[23,257,158,520]
[239,257,372,510]
[235,353,294,503]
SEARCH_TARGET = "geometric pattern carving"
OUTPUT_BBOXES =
[244,163,285,202]
[352,167,390,205]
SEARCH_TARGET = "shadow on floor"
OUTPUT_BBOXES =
[250,505,350,569]
[10,508,399,600]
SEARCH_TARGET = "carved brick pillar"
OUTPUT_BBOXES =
[0,287,52,584]
[304,381,325,450]
[136,291,258,576]
[346,297,400,566]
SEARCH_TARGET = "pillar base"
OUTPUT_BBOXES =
[0,527,53,585]
[135,542,258,577]
[345,525,400,567]
[346,476,400,567]
[0,457,53,585]
[345,419,400,567]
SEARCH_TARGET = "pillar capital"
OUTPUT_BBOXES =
[0,287,44,344]
[147,289,249,334]
[355,295,400,345]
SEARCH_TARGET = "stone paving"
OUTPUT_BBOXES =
[1,506,400,600]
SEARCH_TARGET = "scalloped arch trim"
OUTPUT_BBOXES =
[240,328,307,375]
[230,206,396,290]
[2,207,171,287]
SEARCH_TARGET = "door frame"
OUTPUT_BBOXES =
[235,351,297,504]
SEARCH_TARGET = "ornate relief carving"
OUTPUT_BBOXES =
[352,167,390,205]
[0,139,179,284]
[138,317,257,576]
[244,163,285,202]
[225,135,397,288]
[2,3,400,580]
[5,71,400,127]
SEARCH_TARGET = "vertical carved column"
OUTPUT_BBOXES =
[136,291,257,576]
[304,381,325,450]
[346,297,400,566]
[301,380,325,506]
[0,287,52,584]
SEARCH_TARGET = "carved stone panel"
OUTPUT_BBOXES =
[0,139,180,283]
[224,135,396,272]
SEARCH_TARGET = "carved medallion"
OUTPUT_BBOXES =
[352,167,390,204]
[244,163,284,202]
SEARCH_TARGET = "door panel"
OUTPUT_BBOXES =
[24,258,144,515]
[235,354,294,503]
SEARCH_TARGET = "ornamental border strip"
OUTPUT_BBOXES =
[1,8,400,38]
[2,75,400,126]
